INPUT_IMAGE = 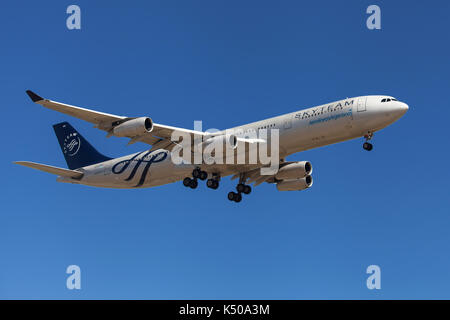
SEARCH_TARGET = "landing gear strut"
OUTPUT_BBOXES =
[363,132,374,151]
[206,172,220,190]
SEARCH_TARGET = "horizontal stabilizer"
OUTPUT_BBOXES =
[14,161,84,179]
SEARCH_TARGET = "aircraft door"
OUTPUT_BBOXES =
[283,115,292,129]
[357,97,367,112]
[96,163,108,175]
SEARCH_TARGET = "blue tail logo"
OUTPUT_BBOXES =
[53,122,112,170]
[63,133,81,156]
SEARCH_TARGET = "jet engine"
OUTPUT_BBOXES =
[113,117,153,137]
[275,161,312,180]
[276,175,313,191]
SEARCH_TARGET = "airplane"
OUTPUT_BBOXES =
[15,90,408,202]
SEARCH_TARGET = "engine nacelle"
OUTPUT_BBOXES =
[203,134,238,149]
[276,176,313,191]
[113,117,153,137]
[275,161,312,180]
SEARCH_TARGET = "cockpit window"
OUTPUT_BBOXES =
[382,97,399,103]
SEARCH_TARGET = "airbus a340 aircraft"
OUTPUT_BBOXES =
[15,90,408,202]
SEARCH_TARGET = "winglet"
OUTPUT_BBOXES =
[26,90,44,102]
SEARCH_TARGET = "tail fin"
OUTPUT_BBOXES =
[53,122,112,170]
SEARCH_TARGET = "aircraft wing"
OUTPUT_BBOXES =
[25,90,206,149]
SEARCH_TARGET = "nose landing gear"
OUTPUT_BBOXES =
[363,132,374,151]
[363,142,373,151]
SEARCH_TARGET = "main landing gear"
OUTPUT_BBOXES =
[182,169,253,203]
[227,176,252,203]
[363,132,374,151]
[183,168,219,190]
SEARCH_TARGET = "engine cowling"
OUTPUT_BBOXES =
[203,134,238,149]
[276,176,313,191]
[113,117,153,137]
[275,161,312,180]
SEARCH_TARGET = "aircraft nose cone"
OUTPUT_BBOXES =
[392,101,409,118]
[400,102,409,112]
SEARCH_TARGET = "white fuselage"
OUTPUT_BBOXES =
[58,95,408,188]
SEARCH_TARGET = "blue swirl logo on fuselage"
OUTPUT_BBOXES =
[112,150,168,187]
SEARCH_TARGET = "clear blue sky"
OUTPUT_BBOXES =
[1,0,449,299]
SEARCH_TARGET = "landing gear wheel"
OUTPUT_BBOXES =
[363,142,373,151]
[243,185,251,195]
[227,191,242,202]
[207,179,219,189]
[192,168,201,179]
[236,183,245,193]
[183,177,192,187]
[199,171,207,181]
[189,179,198,189]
